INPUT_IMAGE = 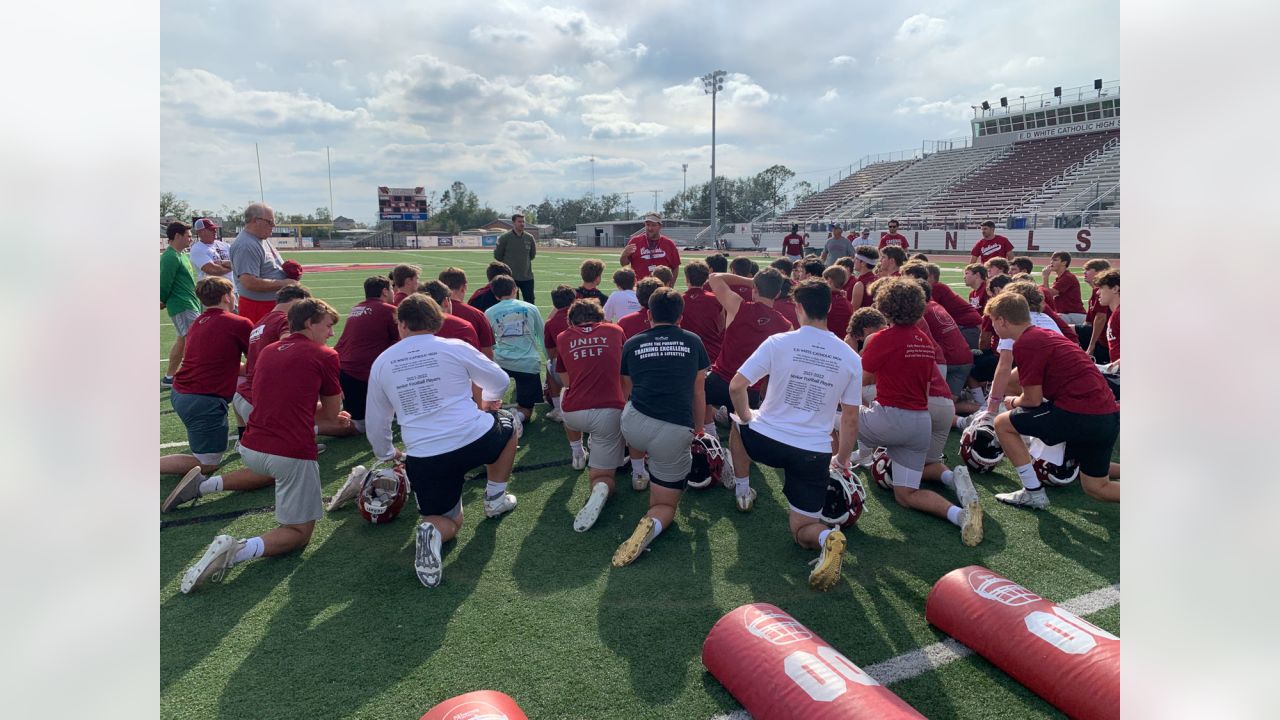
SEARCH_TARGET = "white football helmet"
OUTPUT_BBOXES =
[822,464,868,528]
[869,447,893,491]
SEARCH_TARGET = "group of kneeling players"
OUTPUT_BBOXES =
[163,231,1120,595]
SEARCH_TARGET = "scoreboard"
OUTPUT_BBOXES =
[377,186,430,221]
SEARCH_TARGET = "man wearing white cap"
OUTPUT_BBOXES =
[620,212,681,282]
[189,217,234,281]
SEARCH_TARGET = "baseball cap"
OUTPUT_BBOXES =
[642,212,662,224]
[193,217,220,231]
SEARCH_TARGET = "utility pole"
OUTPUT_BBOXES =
[255,142,264,203]
[326,146,334,225]
[590,155,595,198]
[651,190,659,212]
[623,191,632,218]
[681,163,688,218]
[701,70,726,246]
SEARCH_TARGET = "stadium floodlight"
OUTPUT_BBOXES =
[701,70,728,247]
[999,96,1007,108]
[981,100,990,112]
[1094,78,1103,97]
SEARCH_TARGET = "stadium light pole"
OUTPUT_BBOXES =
[681,163,688,218]
[702,70,726,247]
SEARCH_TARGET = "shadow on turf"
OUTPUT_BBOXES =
[210,514,499,719]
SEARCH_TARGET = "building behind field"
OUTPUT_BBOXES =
[574,219,708,248]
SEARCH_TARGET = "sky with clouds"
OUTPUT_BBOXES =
[161,0,1118,224]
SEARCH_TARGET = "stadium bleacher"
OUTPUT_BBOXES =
[828,145,1010,221]
[1017,138,1120,218]
[912,130,1119,220]
[779,159,915,223]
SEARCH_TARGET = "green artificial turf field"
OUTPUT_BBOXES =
[160,247,1115,719]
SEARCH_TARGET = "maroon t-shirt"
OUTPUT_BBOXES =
[932,282,981,327]
[556,322,626,412]
[237,309,290,402]
[436,313,480,350]
[841,275,858,301]
[1051,271,1086,315]
[1106,306,1120,361]
[391,291,409,306]
[173,308,253,399]
[711,301,791,381]
[617,308,650,341]
[860,324,935,411]
[625,234,681,280]
[856,271,878,307]
[970,235,1014,260]
[543,307,570,351]
[730,284,754,303]
[773,298,799,329]
[240,337,342,460]
[782,233,805,256]
[1013,326,1119,415]
[1086,286,1112,325]
[923,301,972,365]
[334,299,400,382]
[969,285,990,314]
[827,291,853,338]
[679,287,724,362]
[879,233,909,250]
[450,299,496,350]
[915,317,946,364]
[928,364,952,399]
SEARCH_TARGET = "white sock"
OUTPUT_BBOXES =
[818,528,832,546]
[703,422,716,434]
[198,475,224,495]
[551,395,561,410]
[940,470,955,488]
[314,424,320,435]
[946,506,963,526]
[631,458,646,474]
[953,415,966,429]
[650,517,664,536]
[970,387,987,405]
[1016,464,1042,491]
[569,439,583,453]
[233,536,264,564]
[734,477,750,495]
[352,419,366,433]
[485,480,508,498]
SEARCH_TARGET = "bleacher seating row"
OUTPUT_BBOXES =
[778,159,914,222]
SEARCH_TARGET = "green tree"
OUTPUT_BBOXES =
[160,192,191,220]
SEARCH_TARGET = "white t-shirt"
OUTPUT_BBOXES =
[189,239,232,280]
[602,289,640,324]
[1029,312,1063,335]
[365,333,511,460]
[737,325,863,452]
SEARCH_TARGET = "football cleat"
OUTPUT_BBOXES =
[414,522,443,588]
[180,535,242,594]
[821,464,868,529]
[1034,457,1080,487]
[713,405,730,427]
[357,462,409,524]
[573,483,610,533]
[327,464,367,511]
[959,506,984,547]
[612,516,657,567]
[736,487,757,512]
[808,530,847,591]
[162,467,205,513]
[685,431,729,490]
[484,492,518,518]
[631,469,650,492]
[870,447,893,490]
[995,487,1050,510]
[572,446,589,470]
[960,415,1004,472]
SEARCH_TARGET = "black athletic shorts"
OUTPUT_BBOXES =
[1008,402,1118,479]
[970,349,998,383]
[505,368,543,409]
[738,423,828,515]
[404,410,516,517]
[338,370,369,420]
[705,371,760,411]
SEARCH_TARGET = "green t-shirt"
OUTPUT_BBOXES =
[160,246,201,317]
[493,231,537,281]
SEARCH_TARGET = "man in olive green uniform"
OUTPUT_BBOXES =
[494,214,538,303]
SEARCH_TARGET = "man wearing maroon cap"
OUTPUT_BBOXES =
[619,212,680,281]
[190,217,234,282]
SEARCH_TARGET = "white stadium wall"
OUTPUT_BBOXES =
[724,226,1119,255]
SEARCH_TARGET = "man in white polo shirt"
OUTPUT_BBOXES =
[726,278,863,592]
[189,217,234,281]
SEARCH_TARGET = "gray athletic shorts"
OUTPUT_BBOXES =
[959,325,980,350]
[1058,312,1086,325]
[170,390,230,464]
[621,402,693,485]
[172,309,200,337]
[927,395,956,465]
[232,392,254,423]
[857,402,931,480]
[563,407,625,470]
[945,363,972,397]
[239,444,322,525]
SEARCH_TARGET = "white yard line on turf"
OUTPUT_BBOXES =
[707,583,1119,720]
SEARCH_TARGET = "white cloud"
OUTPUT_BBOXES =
[1026,56,1045,68]
[468,25,533,43]
[538,6,630,58]
[500,120,563,142]
[896,14,948,43]
[365,54,550,124]
[588,121,666,141]
[819,89,839,102]
[830,55,857,67]
[628,43,648,59]
[161,68,369,134]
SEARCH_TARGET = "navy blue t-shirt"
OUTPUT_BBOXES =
[620,324,710,427]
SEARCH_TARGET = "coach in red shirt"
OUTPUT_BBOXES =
[782,225,806,259]
[879,219,909,250]
[620,212,681,281]
[334,276,403,433]
[969,221,1014,263]
[178,298,350,594]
